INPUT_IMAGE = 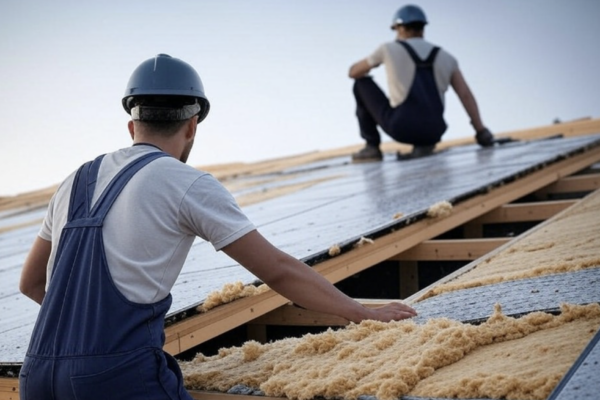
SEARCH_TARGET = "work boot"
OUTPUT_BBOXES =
[396,145,435,161]
[352,145,383,163]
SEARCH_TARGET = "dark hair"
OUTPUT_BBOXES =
[402,22,425,33]
[138,119,189,137]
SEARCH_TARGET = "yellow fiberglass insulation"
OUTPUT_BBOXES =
[181,303,600,400]
[426,200,452,218]
[198,281,269,312]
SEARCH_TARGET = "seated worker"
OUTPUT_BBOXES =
[348,4,494,162]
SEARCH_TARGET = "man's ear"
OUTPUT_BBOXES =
[128,120,135,140]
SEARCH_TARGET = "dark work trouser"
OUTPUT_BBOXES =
[352,76,447,147]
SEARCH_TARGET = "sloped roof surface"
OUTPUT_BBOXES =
[1,134,600,367]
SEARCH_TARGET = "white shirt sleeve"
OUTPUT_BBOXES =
[366,44,386,68]
[178,174,256,251]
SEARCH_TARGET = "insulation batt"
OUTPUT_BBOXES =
[180,303,600,400]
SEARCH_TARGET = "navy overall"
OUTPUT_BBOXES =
[19,151,194,400]
[353,41,447,147]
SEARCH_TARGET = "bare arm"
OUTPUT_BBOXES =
[20,236,51,305]
[450,69,485,132]
[222,230,417,323]
[349,59,373,79]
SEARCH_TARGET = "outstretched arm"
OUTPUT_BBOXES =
[20,236,51,305]
[450,69,485,132]
[222,230,417,323]
[450,69,494,146]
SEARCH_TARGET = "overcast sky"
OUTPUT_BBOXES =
[1,0,599,196]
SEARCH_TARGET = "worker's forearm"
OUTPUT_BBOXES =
[451,70,485,132]
[459,91,484,132]
[266,255,371,323]
[348,59,372,79]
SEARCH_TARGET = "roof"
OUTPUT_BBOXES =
[1,118,600,398]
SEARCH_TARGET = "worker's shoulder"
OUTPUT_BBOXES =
[146,155,210,180]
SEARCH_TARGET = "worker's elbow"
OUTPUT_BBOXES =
[19,279,44,302]
[19,280,33,297]
[19,286,32,302]
[349,63,368,79]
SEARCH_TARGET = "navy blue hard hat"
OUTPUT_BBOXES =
[390,5,428,29]
[122,54,210,123]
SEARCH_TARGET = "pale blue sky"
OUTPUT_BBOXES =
[1,0,599,196]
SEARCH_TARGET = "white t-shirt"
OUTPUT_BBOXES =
[366,37,459,107]
[39,145,255,304]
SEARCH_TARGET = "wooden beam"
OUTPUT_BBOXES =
[0,378,18,400]
[390,238,511,261]
[163,144,600,355]
[537,173,600,195]
[469,200,576,224]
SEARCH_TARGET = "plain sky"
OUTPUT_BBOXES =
[1,0,599,196]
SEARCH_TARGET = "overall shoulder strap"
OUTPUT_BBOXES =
[396,40,440,67]
[89,151,170,219]
[67,154,106,222]
[423,47,440,65]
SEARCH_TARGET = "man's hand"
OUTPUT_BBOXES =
[476,128,495,147]
[366,301,418,322]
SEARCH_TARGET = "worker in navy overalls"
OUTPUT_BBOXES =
[19,54,418,399]
[17,54,213,400]
[19,151,187,399]
[348,4,495,162]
